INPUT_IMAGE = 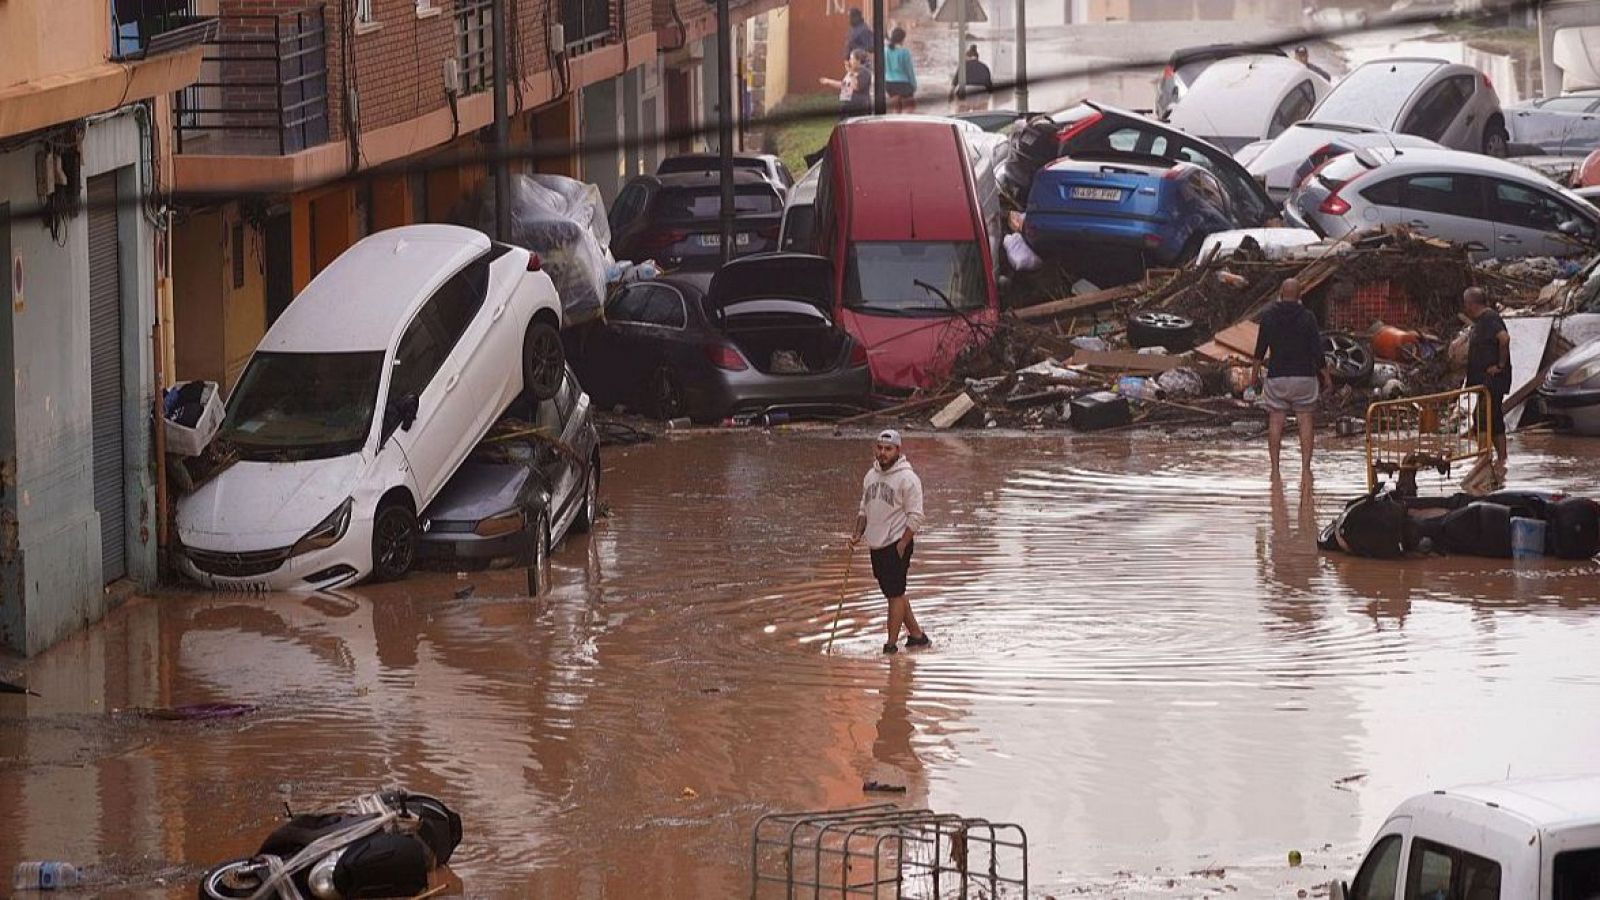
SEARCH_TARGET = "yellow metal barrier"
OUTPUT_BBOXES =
[1364,386,1492,492]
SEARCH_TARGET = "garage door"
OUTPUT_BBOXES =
[88,173,126,583]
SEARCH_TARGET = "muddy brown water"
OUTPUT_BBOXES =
[3,430,1599,898]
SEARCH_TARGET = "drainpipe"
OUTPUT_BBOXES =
[716,0,734,263]
[492,0,512,242]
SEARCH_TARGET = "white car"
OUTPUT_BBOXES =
[1166,54,1330,154]
[1235,119,1441,202]
[1311,57,1510,157]
[1331,775,1600,900]
[1285,147,1600,259]
[176,225,566,591]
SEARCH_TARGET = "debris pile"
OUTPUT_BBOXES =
[863,227,1579,434]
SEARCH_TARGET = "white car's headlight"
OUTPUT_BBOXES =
[291,498,353,557]
[1563,361,1600,389]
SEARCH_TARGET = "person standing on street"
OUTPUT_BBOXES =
[820,50,874,119]
[850,430,930,654]
[949,45,993,112]
[884,27,918,113]
[1464,287,1512,477]
[844,8,874,61]
[1253,277,1332,479]
[1294,45,1330,80]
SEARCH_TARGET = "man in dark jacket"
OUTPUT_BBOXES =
[1464,287,1512,477]
[844,8,874,60]
[950,45,994,112]
[1253,277,1332,479]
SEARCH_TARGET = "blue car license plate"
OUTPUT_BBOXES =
[1070,186,1122,202]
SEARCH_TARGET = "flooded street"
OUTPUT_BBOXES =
[4,431,1600,897]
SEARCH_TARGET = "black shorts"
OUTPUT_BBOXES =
[870,540,914,599]
[886,81,915,99]
[1475,387,1507,439]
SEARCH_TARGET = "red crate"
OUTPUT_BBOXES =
[1326,280,1421,332]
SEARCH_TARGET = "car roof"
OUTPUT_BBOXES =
[1413,776,1600,830]
[833,118,977,241]
[652,169,776,189]
[260,224,492,354]
[659,152,777,165]
[1171,56,1324,134]
[1168,42,1286,67]
[1371,147,1571,182]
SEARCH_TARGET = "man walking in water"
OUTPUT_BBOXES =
[850,430,930,654]
[1253,277,1331,479]
[1464,287,1512,479]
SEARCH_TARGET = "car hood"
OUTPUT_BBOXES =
[705,253,835,318]
[1547,337,1600,386]
[841,308,996,391]
[424,461,539,522]
[177,454,367,546]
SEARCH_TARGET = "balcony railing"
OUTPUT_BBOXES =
[563,0,613,51]
[111,0,219,61]
[455,0,494,95]
[173,7,330,156]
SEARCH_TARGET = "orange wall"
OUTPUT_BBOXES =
[788,0,853,95]
[0,1,110,90]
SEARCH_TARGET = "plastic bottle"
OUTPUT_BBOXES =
[13,862,82,891]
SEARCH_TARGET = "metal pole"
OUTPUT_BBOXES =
[717,0,735,264]
[956,0,968,104]
[491,0,511,242]
[872,0,887,115]
[1014,0,1028,112]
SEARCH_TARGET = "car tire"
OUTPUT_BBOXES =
[522,320,565,402]
[571,452,600,534]
[526,514,552,595]
[370,501,418,583]
[1482,121,1510,158]
[1128,311,1197,351]
[1322,333,1375,386]
[198,859,267,900]
[648,367,687,420]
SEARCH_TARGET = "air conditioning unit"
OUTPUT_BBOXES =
[442,57,460,96]
[549,22,565,54]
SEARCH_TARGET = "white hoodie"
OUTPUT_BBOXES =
[859,456,925,550]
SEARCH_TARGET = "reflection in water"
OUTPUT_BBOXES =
[2,432,1599,897]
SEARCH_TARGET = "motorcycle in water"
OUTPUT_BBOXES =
[198,789,462,900]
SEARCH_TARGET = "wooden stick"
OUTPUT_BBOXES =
[824,545,855,656]
[834,393,959,426]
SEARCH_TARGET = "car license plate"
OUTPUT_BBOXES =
[1070,186,1123,202]
[699,233,753,247]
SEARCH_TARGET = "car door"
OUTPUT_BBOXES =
[1403,838,1502,900]
[1510,96,1599,155]
[384,272,481,502]
[1361,172,1496,252]
[1486,177,1600,258]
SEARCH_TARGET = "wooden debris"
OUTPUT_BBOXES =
[930,393,978,428]
[1067,349,1183,373]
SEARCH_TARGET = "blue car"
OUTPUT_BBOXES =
[1021,151,1245,284]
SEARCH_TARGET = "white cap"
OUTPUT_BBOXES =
[876,429,902,447]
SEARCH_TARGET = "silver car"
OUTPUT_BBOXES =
[1167,55,1329,154]
[1505,90,1600,157]
[1236,119,1441,202]
[1285,147,1600,259]
[1310,58,1509,157]
[1537,336,1600,435]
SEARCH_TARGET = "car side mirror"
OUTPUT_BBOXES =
[385,394,419,437]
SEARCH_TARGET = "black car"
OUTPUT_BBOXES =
[609,170,785,270]
[565,253,871,424]
[1002,101,1278,228]
[416,365,599,573]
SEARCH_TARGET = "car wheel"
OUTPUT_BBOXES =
[198,859,268,900]
[526,515,552,595]
[571,452,600,534]
[648,367,687,420]
[1322,333,1375,386]
[1128,311,1197,351]
[522,320,565,402]
[370,502,418,582]
[1482,122,1510,158]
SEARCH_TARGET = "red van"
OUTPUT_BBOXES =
[810,118,1000,394]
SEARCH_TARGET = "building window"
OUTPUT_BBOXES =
[356,0,376,25]
[455,0,493,94]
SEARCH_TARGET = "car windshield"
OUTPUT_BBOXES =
[1314,61,1439,128]
[657,185,781,221]
[219,351,385,461]
[843,242,987,315]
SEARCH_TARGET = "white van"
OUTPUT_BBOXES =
[1334,775,1600,900]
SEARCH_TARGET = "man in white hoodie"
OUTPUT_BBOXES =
[850,430,930,654]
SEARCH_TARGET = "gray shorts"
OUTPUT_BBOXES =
[1263,376,1319,413]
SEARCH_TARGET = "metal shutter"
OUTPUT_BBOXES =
[87,173,126,583]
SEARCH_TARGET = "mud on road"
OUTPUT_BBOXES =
[3,430,1599,898]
